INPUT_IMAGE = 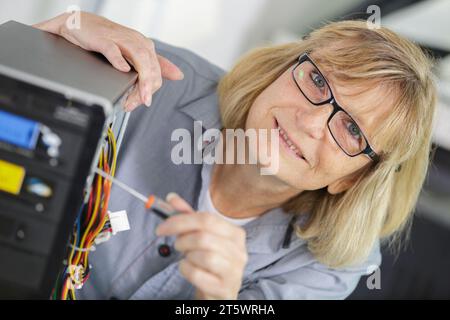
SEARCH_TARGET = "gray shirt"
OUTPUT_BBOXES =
[78,39,381,300]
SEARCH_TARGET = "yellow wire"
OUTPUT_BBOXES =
[61,130,118,300]
[81,129,117,264]
[67,228,78,298]
[68,228,77,267]
[108,128,117,176]
[73,152,103,267]
[70,287,76,300]
[86,129,117,249]
[81,133,113,266]
[83,149,108,264]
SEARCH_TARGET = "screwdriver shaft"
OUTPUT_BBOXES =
[93,168,179,220]
[93,168,148,203]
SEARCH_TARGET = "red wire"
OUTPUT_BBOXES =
[84,160,113,258]
[61,277,68,300]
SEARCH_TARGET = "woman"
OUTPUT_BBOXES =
[34,12,436,299]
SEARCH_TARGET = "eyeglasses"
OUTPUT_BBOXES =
[292,53,380,162]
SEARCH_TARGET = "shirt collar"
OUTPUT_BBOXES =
[178,91,222,131]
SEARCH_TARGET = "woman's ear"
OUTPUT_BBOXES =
[327,165,368,194]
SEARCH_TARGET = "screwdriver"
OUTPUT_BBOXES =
[93,168,180,219]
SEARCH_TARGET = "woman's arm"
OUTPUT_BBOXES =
[33,11,184,111]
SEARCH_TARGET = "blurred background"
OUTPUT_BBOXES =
[0,0,449,299]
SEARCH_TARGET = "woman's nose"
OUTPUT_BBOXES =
[295,103,333,140]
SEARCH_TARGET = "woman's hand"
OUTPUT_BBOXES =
[156,193,248,300]
[33,11,184,111]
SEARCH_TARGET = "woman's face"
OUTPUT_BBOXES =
[245,55,393,194]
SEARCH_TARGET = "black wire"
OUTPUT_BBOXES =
[107,134,114,167]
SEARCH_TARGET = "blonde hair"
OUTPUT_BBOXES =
[217,20,437,268]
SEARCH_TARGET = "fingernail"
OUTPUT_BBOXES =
[121,63,130,72]
[145,94,152,107]
[178,72,184,80]
[166,192,179,202]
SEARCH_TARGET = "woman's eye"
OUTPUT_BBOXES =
[347,121,361,139]
[311,72,325,88]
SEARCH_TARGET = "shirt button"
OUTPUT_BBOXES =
[158,244,171,257]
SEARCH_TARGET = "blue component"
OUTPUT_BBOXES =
[0,110,40,150]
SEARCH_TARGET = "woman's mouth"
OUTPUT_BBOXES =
[274,118,307,162]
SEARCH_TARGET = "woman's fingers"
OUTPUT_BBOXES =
[121,50,184,111]
[174,231,246,261]
[123,85,141,111]
[120,43,155,106]
[165,192,195,214]
[156,211,247,246]
[95,41,131,72]
[185,251,232,278]
[34,12,185,112]
[179,259,228,299]
[157,54,184,80]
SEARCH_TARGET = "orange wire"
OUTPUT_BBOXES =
[86,160,112,247]
[62,129,117,298]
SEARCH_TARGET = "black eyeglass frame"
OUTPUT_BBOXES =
[292,53,380,162]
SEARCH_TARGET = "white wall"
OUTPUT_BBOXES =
[383,0,450,150]
[0,0,101,25]
[383,0,450,51]
[96,0,269,69]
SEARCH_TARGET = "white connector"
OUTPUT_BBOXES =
[94,230,112,245]
[91,210,130,247]
[108,210,130,235]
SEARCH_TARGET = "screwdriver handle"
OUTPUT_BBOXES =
[145,195,180,219]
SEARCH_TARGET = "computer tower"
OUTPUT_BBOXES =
[0,21,137,298]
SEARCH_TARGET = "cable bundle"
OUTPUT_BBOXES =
[51,127,117,300]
